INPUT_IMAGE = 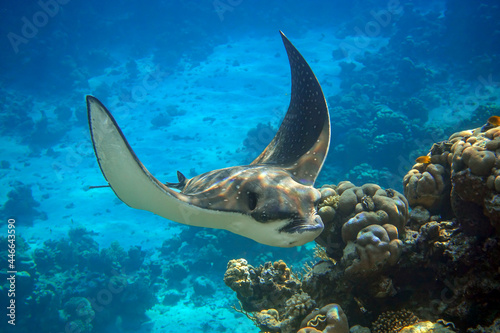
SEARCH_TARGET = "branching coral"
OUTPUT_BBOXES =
[314,244,336,265]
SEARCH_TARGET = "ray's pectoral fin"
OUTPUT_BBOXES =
[251,31,330,186]
[86,31,329,248]
[86,96,204,225]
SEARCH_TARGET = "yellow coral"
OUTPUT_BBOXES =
[273,260,291,281]
[372,309,420,333]
[399,320,456,332]
[319,194,340,209]
[313,244,336,265]
[224,259,253,297]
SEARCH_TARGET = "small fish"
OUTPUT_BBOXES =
[488,116,500,126]
[481,115,500,132]
[415,155,431,164]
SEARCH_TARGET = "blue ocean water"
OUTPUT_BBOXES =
[1,0,499,332]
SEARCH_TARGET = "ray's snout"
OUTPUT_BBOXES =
[313,215,324,230]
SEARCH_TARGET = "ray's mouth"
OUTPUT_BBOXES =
[279,215,324,234]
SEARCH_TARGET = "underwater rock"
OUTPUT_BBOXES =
[161,289,183,306]
[468,317,500,332]
[163,262,189,288]
[193,275,216,296]
[408,205,431,228]
[316,181,408,276]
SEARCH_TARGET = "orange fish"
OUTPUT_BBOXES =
[488,116,500,126]
[415,155,431,164]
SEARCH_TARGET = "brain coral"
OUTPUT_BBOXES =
[316,181,408,275]
[403,119,500,234]
[403,161,450,213]
[285,292,316,318]
[343,224,403,275]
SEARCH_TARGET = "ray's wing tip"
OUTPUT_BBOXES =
[86,94,97,105]
[279,31,291,45]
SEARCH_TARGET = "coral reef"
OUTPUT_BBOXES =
[403,161,450,214]
[226,119,500,331]
[403,121,500,234]
[315,181,408,276]
[6,228,156,332]
[224,259,301,314]
[242,122,277,163]
[60,297,95,333]
[0,181,47,226]
[224,259,325,332]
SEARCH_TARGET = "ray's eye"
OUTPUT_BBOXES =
[247,192,258,211]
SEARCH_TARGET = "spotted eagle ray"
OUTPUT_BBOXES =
[87,31,330,247]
